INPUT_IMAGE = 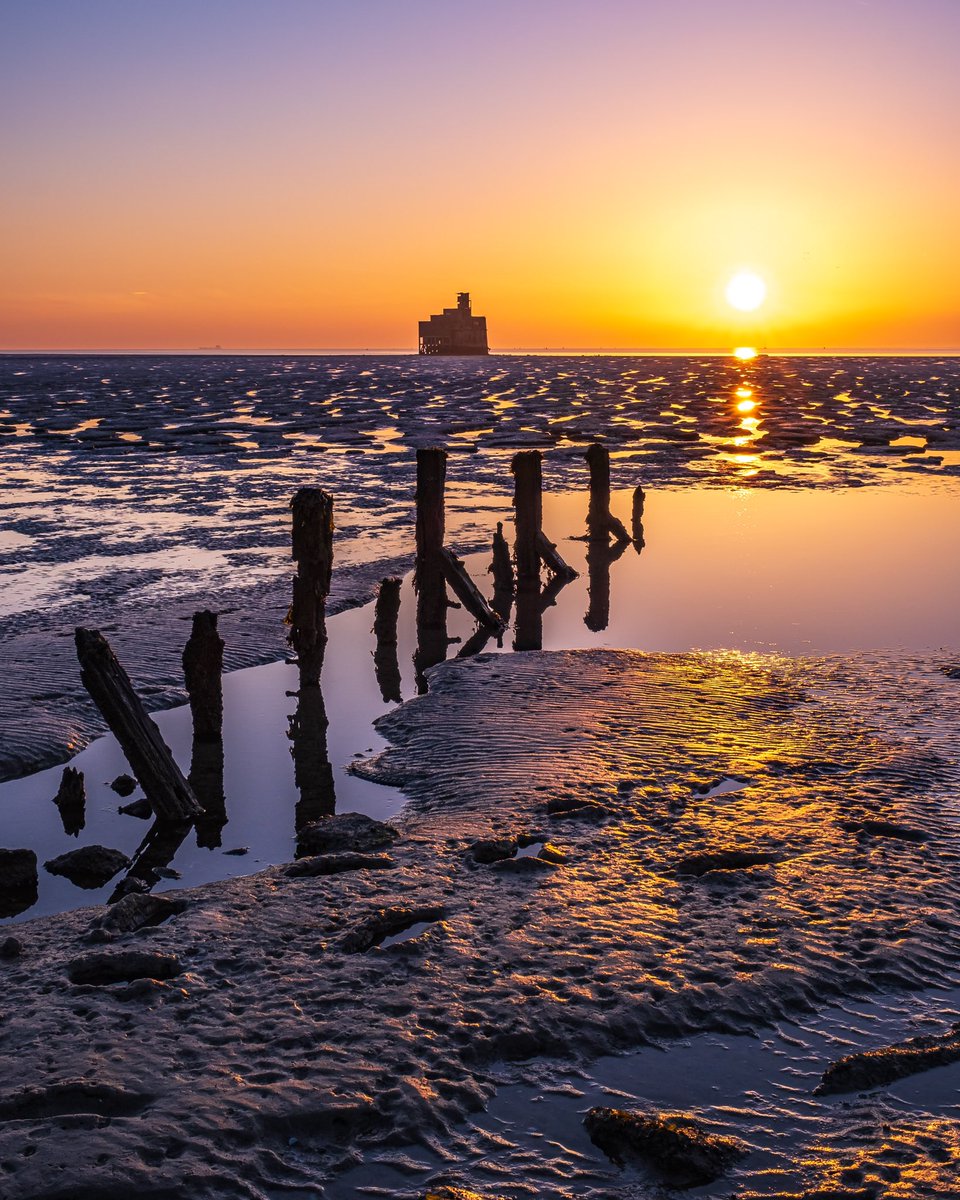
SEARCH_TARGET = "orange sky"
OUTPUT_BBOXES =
[2,0,958,350]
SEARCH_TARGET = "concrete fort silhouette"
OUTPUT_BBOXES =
[418,291,489,355]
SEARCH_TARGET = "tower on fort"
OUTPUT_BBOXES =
[418,292,489,356]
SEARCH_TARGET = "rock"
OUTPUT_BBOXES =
[224,846,249,856]
[468,838,517,864]
[0,848,38,890]
[92,892,188,936]
[583,1106,747,1187]
[44,845,131,889]
[1,936,23,959]
[119,797,153,819]
[110,773,138,796]
[492,855,556,874]
[286,853,395,877]
[341,905,445,954]
[67,949,183,986]
[676,849,780,877]
[815,1022,960,1095]
[546,795,613,820]
[296,812,398,859]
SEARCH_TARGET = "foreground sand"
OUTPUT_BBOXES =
[2,649,959,1198]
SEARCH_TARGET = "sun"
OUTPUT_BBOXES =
[725,272,767,312]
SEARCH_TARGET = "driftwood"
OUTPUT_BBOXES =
[289,488,334,688]
[75,628,200,823]
[536,531,577,580]
[440,547,504,631]
[585,443,631,543]
[182,610,224,742]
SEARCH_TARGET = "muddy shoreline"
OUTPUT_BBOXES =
[2,649,960,1197]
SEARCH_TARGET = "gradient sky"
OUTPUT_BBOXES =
[2,0,958,350]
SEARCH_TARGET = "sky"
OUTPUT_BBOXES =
[1,0,958,351]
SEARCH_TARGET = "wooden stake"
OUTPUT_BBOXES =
[585,442,631,543]
[182,610,224,742]
[289,488,334,688]
[75,628,200,823]
[511,451,543,591]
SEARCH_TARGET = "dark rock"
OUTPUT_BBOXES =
[676,850,780,877]
[67,948,183,985]
[842,818,929,843]
[119,797,153,819]
[224,846,249,856]
[1,936,22,959]
[492,855,556,875]
[45,845,131,889]
[111,875,152,898]
[92,892,188,936]
[584,1105,747,1186]
[468,838,517,864]
[286,853,395,877]
[341,905,445,954]
[815,1022,960,1095]
[546,795,613,820]
[110,773,138,797]
[0,848,38,890]
[297,812,398,859]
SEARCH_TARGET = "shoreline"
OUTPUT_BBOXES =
[2,647,959,1197]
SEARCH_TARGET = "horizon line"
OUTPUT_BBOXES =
[2,346,959,357]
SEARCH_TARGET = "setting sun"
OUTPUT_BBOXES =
[726,272,768,312]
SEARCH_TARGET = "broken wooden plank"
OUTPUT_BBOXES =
[75,628,200,823]
[440,547,504,631]
[536,531,578,580]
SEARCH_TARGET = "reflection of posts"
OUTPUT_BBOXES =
[289,488,334,689]
[490,521,514,625]
[512,451,543,651]
[585,539,629,633]
[183,610,224,742]
[414,448,449,694]
[191,738,226,849]
[53,767,85,837]
[373,577,403,703]
[632,485,646,551]
[585,443,631,543]
[289,685,336,842]
[110,817,192,901]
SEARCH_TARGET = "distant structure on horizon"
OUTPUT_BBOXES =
[418,292,489,356]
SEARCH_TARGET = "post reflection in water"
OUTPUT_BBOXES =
[373,576,403,704]
[584,538,630,633]
[110,817,192,902]
[289,683,337,840]
[191,737,226,850]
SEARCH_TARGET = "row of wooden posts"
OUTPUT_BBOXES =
[72,443,645,840]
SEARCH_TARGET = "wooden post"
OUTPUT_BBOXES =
[75,628,201,823]
[290,488,334,688]
[414,448,448,694]
[586,442,631,543]
[182,610,224,742]
[632,485,646,549]
[373,577,402,703]
[511,450,542,592]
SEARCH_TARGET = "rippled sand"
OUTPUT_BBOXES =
[2,648,959,1197]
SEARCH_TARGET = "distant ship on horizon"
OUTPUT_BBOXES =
[418,292,489,356]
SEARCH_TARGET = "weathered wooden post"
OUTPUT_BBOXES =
[290,488,334,689]
[414,448,449,694]
[632,485,646,549]
[75,628,201,823]
[373,577,402,704]
[511,450,543,592]
[585,443,631,543]
[182,610,224,742]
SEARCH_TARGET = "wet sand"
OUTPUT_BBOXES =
[2,648,959,1197]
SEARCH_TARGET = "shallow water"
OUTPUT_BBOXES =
[3,482,960,923]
